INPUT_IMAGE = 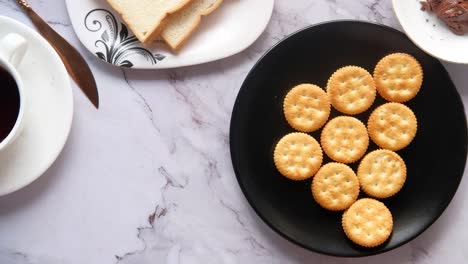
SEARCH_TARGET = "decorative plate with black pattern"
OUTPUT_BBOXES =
[65,0,274,69]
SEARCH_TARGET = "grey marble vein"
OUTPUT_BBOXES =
[121,69,161,133]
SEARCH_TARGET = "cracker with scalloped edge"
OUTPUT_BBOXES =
[274,133,323,180]
[342,198,393,247]
[374,53,423,103]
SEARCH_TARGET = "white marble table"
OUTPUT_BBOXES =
[0,0,467,263]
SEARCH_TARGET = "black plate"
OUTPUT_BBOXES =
[229,21,468,257]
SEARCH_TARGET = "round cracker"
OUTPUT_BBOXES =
[368,103,417,151]
[311,163,360,211]
[342,198,393,247]
[273,133,323,180]
[321,116,369,164]
[327,66,376,115]
[357,150,407,198]
[374,53,423,103]
[283,84,331,132]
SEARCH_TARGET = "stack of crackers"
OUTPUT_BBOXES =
[273,53,423,248]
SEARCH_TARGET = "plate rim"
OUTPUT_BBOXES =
[64,0,275,69]
[392,0,468,64]
[229,19,468,257]
[0,16,74,196]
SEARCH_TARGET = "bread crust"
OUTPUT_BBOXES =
[161,0,224,50]
[106,0,194,44]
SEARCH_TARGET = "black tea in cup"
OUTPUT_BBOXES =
[0,66,20,142]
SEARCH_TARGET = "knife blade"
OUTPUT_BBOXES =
[17,0,99,109]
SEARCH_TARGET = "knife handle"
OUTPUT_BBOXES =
[15,0,100,108]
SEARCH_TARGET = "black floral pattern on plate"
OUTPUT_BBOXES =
[84,9,165,68]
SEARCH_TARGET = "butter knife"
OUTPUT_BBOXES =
[16,0,99,109]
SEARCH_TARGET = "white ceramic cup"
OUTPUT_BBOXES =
[0,33,28,151]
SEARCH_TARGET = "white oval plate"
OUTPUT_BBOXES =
[393,0,468,64]
[66,0,274,69]
[0,16,73,196]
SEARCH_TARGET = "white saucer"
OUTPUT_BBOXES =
[0,16,73,196]
[393,0,468,64]
[65,0,274,69]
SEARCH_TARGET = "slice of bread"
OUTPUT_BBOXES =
[161,0,224,50]
[106,0,194,44]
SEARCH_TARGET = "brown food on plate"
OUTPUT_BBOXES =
[421,0,468,35]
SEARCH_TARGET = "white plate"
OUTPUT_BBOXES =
[0,16,73,196]
[393,0,468,64]
[65,0,274,69]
